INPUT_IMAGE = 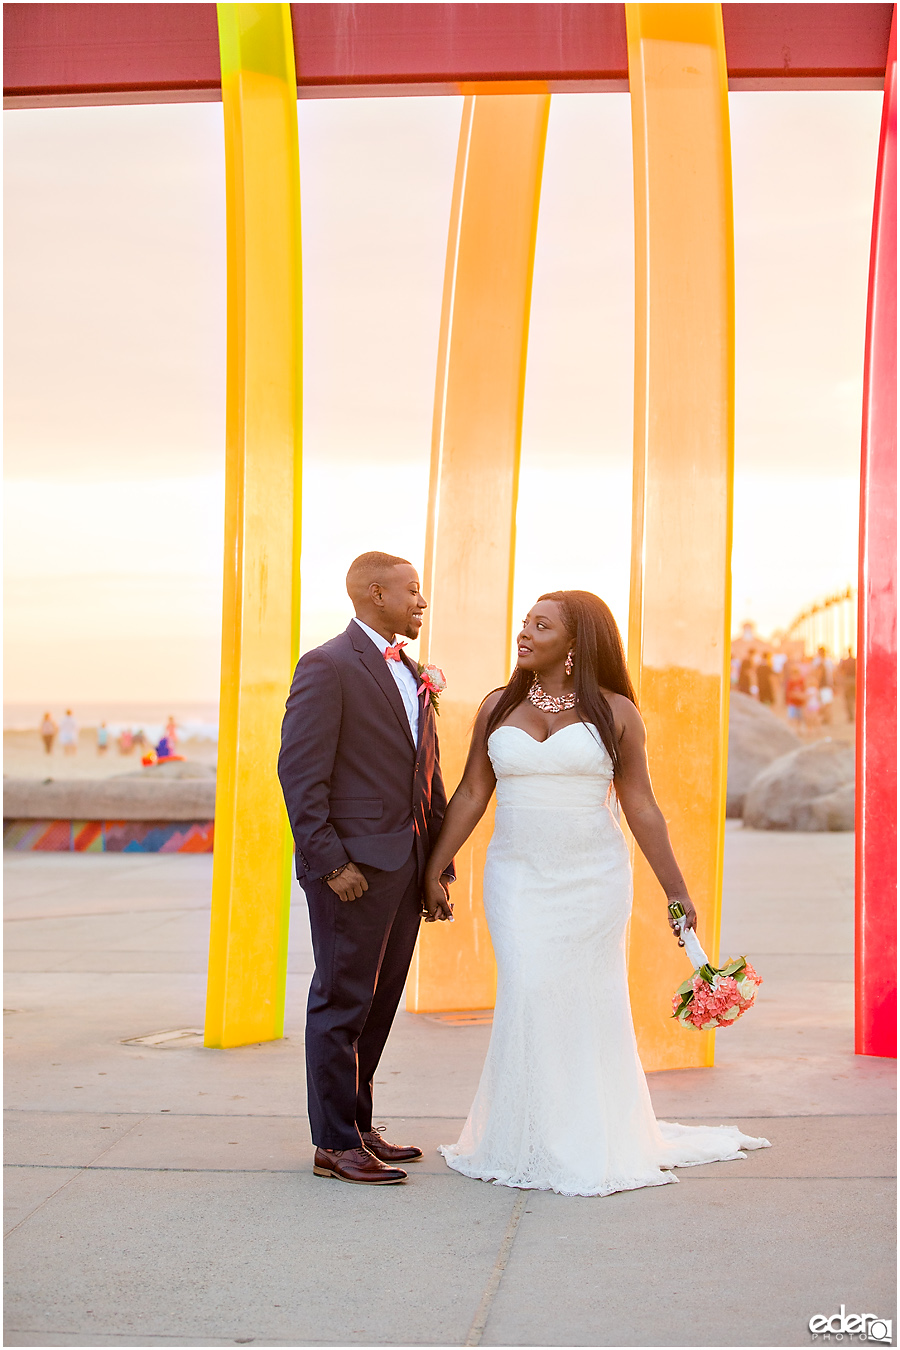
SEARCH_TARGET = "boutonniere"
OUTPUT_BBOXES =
[416,662,447,715]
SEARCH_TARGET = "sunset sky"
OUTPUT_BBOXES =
[3,90,882,705]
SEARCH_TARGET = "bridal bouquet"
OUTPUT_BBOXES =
[668,904,762,1031]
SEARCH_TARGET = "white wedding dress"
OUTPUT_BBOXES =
[439,722,770,1197]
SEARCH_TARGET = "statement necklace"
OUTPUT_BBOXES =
[528,675,576,714]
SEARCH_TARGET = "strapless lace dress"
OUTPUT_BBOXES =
[439,722,770,1197]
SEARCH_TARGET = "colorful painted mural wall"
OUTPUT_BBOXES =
[3,819,214,853]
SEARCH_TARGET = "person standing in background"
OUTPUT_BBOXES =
[784,662,806,728]
[737,649,757,696]
[756,653,776,707]
[803,680,822,735]
[838,649,857,722]
[58,710,78,757]
[813,646,835,725]
[40,712,57,755]
[97,722,109,755]
[165,715,178,750]
[117,727,134,755]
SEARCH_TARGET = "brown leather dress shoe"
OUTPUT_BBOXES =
[313,1146,407,1184]
[360,1128,423,1164]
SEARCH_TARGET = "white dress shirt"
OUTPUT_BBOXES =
[353,618,420,743]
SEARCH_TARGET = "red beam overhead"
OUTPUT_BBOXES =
[3,4,220,106]
[3,2,894,107]
[289,3,630,92]
[723,4,894,89]
[289,3,892,93]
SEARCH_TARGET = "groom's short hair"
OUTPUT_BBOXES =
[346,551,412,602]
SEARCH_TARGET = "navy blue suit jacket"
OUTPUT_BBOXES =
[278,622,452,882]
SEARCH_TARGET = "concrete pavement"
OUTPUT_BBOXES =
[4,825,896,1347]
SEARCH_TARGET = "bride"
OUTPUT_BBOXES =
[423,590,769,1198]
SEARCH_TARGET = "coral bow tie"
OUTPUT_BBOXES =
[384,641,408,662]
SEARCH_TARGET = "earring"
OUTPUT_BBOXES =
[565,649,574,676]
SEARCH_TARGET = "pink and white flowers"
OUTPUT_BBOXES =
[672,957,762,1031]
[417,662,447,714]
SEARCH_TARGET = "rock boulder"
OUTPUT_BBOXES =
[743,740,855,831]
[727,692,801,817]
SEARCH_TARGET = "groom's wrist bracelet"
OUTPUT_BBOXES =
[323,863,349,882]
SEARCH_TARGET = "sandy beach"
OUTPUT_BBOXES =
[3,729,217,781]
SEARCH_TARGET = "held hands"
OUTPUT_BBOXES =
[326,863,369,902]
[667,893,698,939]
[423,873,454,923]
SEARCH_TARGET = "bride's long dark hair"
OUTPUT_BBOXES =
[484,590,638,774]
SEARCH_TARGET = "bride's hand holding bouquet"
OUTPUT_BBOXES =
[666,890,697,940]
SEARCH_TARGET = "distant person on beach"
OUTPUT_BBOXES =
[133,729,148,752]
[784,663,806,726]
[813,646,835,725]
[97,722,109,755]
[737,650,757,697]
[117,727,134,755]
[756,653,776,706]
[838,649,857,721]
[803,681,822,734]
[40,712,58,754]
[58,710,78,756]
[165,716,179,750]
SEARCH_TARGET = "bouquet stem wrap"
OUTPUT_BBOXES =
[680,924,710,970]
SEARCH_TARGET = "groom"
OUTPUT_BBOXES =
[278,552,454,1185]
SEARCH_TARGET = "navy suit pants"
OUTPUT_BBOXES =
[304,846,421,1150]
